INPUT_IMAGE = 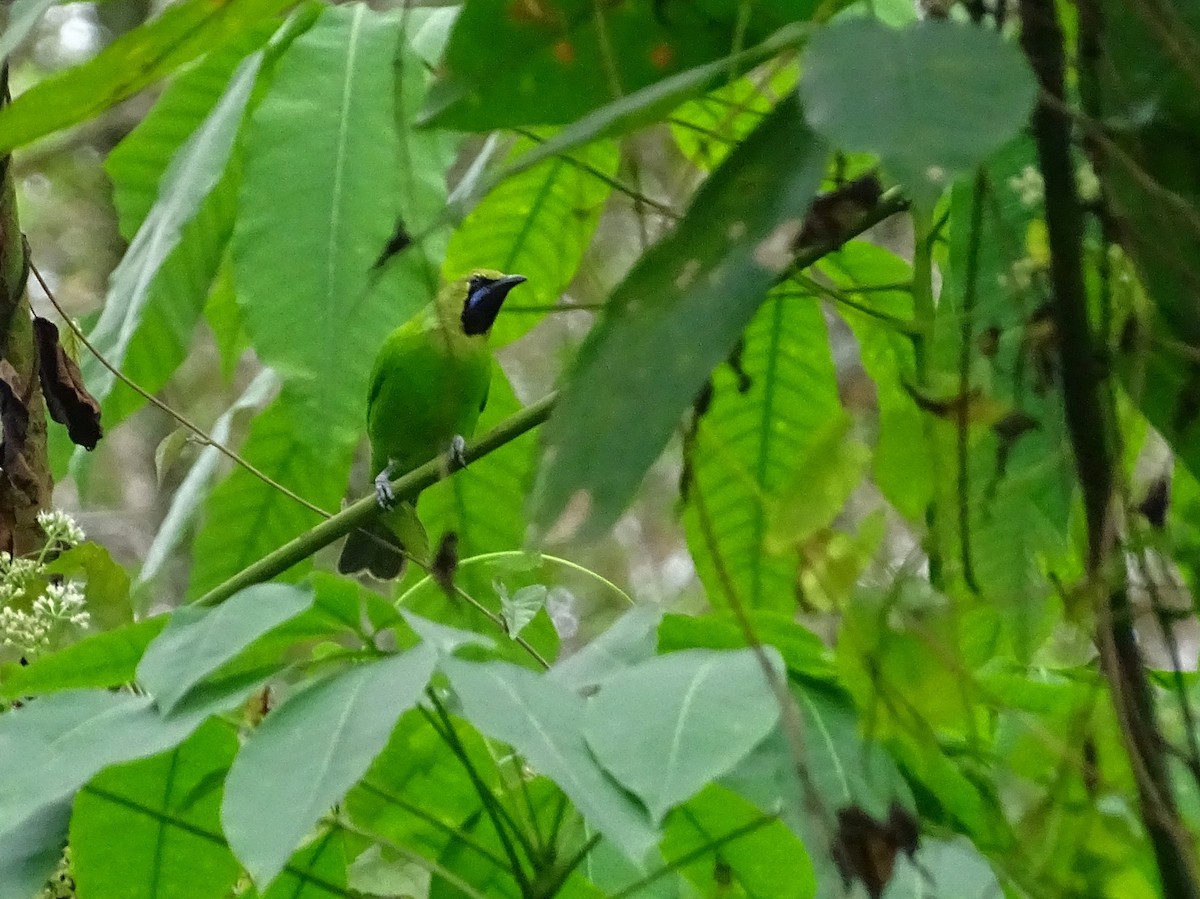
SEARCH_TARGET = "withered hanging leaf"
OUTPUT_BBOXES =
[431,530,459,595]
[0,359,38,499]
[33,316,102,450]
[831,802,919,899]
[794,174,884,253]
[1137,476,1170,529]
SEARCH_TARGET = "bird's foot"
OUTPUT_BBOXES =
[374,465,398,509]
[447,435,468,471]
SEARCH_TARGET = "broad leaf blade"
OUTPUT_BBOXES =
[71,720,240,899]
[583,648,783,823]
[232,4,446,448]
[0,617,166,700]
[222,646,437,888]
[800,19,1036,195]
[137,583,313,713]
[443,657,659,862]
[533,100,828,539]
[82,52,261,421]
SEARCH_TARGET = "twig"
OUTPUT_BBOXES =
[191,393,556,608]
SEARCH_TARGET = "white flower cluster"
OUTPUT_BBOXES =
[0,510,90,658]
[37,509,86,549]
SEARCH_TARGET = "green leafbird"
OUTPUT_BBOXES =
[337,270,527,579]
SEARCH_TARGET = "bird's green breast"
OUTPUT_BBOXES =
[365,307,492,475]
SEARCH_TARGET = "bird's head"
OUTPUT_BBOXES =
[458,270,527,336]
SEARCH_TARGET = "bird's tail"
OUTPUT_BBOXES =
[337,501,429,580]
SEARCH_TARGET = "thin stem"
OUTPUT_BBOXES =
[609,813,776,899]
[956,172,986,594]
[424,694,536,892]
[910,207,945,588]
[1021,1,1200,894]
[399,550,634,608]
[30,261,330,520]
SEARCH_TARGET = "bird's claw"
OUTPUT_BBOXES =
[374,469,397,509]
[448,435,468,471]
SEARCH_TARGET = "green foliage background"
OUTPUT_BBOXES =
[2,0,1199,898]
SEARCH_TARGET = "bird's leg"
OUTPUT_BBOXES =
[447,435,468,471]
[374,461,399,509]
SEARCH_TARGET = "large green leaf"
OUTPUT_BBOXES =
[800,19,1036,198]
[583,648,783,823]
[82,52,260,426]
[443,136,617,347]
[137,583,312,712]
[70,720,240,899]
[533,100,828,540]
[551,603,662,691]
[419,1,812,130]
[0,691,204,834]
[0,617,166,700]
[0,800,72,899]
[681,287,842,613]
[106,21,281,238]
[186,394,351,599]
[223,645,437,888]
[232,4,447,449]
[0,0,295,154]
[442,657,659,862]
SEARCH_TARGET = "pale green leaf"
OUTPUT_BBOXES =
[551,603,662,692]
[443,657,659,862]
[223,645,437,888]
[137,583,313,713]
[106,21,279,238]
[800,19,1036,196]
[0,618,165,700]
[583,648,783,823]
[137,370,277,593]
[82,53,260,424]
[499,584,547,639]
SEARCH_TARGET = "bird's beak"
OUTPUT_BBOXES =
[462,273,527,335]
